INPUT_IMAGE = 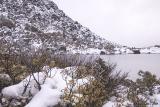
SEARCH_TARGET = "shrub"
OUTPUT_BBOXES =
[127,71,160,107]
[0,54,25,84]
[136,71,160,96]
[62,58,128,107]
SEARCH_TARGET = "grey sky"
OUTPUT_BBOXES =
[53,0,160,47]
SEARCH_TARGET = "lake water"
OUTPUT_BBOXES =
[101,54,160,80]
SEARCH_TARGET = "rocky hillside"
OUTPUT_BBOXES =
[0,0,116,54]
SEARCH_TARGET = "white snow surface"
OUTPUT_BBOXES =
[25,85,61,107]
[103,101,115,107]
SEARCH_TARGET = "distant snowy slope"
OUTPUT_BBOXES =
[140,46,160,54]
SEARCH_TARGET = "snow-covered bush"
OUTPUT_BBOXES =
[136,71,160,96]
[61,58,128,107]
[127,71,160,107]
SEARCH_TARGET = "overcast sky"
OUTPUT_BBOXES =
[53,0,160,47]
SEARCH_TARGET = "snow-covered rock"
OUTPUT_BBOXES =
[0,74,11,81]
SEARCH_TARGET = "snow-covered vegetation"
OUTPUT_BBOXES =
[1,56,160,107]
[0,43,160,107]
[1,0,160,106]
[2,67,88,107]
[0,49,128,107]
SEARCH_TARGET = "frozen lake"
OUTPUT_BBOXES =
[101,54,160,80]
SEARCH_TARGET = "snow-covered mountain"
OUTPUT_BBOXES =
[0,0,116,54]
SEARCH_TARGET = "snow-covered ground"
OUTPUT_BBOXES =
[1,67,91,107]
[2,66,160,107]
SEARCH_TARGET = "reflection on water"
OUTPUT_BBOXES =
[101,54,160,80]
